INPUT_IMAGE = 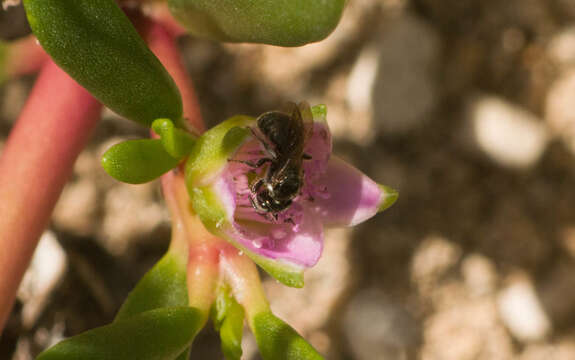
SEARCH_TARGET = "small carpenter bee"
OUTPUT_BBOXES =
[240,102,313,220]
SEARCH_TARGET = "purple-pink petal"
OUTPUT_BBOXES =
[313,156,387,227]
[225,206,324,267]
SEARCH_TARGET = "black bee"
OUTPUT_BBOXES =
[240,102,313,219]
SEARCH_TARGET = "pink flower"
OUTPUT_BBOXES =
[185,104,397,287]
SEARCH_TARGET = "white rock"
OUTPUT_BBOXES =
[497,275,552,342]
[462,254,497,298]
[548,26,575,67]
[469,95,548,169]
[372,14,441,134]
[52,179,99,236]
[422,298,514,360]
[344,289,419,360]
[410,236,461,295]
[100,182,168,255]
[17,231,67,328]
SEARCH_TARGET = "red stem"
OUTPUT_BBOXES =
[0,60,102,332]
[145,21,204,133]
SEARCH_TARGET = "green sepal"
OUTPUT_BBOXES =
[251,311,323,360]
[311,104,327,123]
[212,285,245,360]
[377,185,399,213]
[23,0,183,127]
[185,115,253,187]
[101,139,180,184]
[37,307,203,360]
[168,0,346,47]
[152,118,197,159]
[115,252,188,320]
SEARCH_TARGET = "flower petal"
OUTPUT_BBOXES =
[313,156,398,227]
[189,177,309,288]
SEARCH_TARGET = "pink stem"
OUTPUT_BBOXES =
[145,21,204,133]
[0,60,102,332]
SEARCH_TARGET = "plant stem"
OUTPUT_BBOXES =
[0,60,101,332]
[145,21,204,134]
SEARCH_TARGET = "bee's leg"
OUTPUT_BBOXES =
[228,157,272,169]
[250,178,265,193]
[302,153,312,160]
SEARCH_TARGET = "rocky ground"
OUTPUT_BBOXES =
[3,0,575,359]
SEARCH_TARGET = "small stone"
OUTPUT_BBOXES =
[52,179,99,236]
[461,254,497,298]
[17,231,67,329]
[372,13,441,135]
[422,298,514,360]
[560,227,575,259]
[99,182,168,255]
[343,288,420,360]
[545,70,575,155]
[497,274,552,342]
[467,95,548,169]
[410,236,461,295]
[520,341,575,360]
[537,262,575,328]
[548,26,575,67]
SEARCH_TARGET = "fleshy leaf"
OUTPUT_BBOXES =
[168,0,346,47]
[101,139,180,184]
[37,307,203,360]
[152,118,197,159]
[115,252,191,360]
[251,311,323,360]
[23,0,183,127]
[212,285,244,360]
[115,252,188,320]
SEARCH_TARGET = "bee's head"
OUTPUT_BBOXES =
[271,173,301,201]
[254,189,292,213]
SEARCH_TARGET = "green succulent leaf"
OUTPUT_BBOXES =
[252,311,323,360]
[168,0,347,47]
[23,0,183,127]
[115,252,188,320]
[37,307,203,360]
[115,252,191,360]
[152,118,197,159]
[101,139,180,184]
[212,285,245,360]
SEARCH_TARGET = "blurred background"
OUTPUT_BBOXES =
[3,0,575,358]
